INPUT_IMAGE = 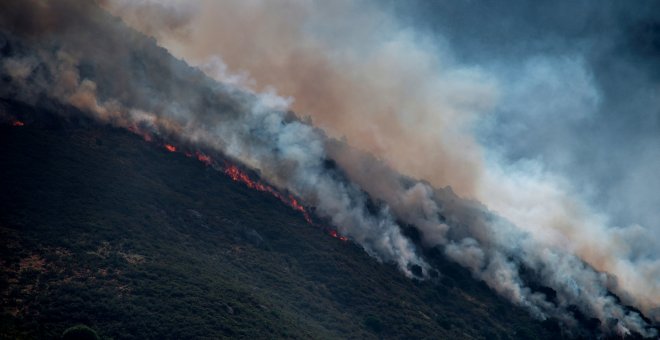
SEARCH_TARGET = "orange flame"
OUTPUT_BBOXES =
[329,229,348,241]
[224,165,317,226]
[195,152,212,166]
[122,126,345,242]
[289,195,313,224]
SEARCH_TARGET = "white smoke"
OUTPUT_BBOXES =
[98,2,660,334]
[0,1,427,277]
[1,0,658,337]
[326,140,654,335]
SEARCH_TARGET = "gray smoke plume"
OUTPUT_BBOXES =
[0,0,426,276]
[98,4,660,321]
[99,1,660,333]
[1,0,657,337]
[327,140,653,335]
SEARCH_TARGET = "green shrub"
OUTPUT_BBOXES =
[363,316,383,333]
[61,324,100,340]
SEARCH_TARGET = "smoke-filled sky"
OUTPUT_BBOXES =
[2,0,660,337]
[101,0,660,236]
[102,0,660,314]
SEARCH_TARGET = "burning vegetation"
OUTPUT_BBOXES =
[224,165,315,226]
[0,124,561,339]
[153,134,345,241]
[5,117,347,242]
[5,117,346,242]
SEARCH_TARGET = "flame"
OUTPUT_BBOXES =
[12,120,24,127]
[289,195,313,224]
[329,229,348,241]
[195,152,212,166]
[224,165,317,226]
[122,126,345,242]
[124,126,210,166]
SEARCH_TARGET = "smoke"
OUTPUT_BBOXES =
[0,0,426,277]
[102,0,497,198]
[2,0,659,337]
[327,139,655,335]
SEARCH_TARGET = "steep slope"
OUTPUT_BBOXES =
[0,108,558,339]
[1,1,659,337]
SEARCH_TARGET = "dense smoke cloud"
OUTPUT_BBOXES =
[0,0,426,276]
[391,0,660,321]
[100,0,660,328]
[2,0,659,337]
[102,0,495,197]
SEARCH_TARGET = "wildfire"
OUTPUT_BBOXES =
[289,195,313,224]
[195,152,213,166]
[123,127,345,242]
[223,165,318,227]
[12,120,24,127]
[329,229,348,242]
[224,165,266,191]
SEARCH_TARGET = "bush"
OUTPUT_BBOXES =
[61,324,100,340]
[363,316,383,333]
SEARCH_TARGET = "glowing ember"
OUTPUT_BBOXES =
[12,120,24,127]
[122,126,344,242]
[195,152,213,166]
[289,195,313,224]
[224,165,318,227]
[329,229,348,241]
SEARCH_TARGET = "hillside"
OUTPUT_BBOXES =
[0,105,560,339]
[2,3,655,338]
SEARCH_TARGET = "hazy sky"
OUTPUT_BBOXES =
[392,0,660,231]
